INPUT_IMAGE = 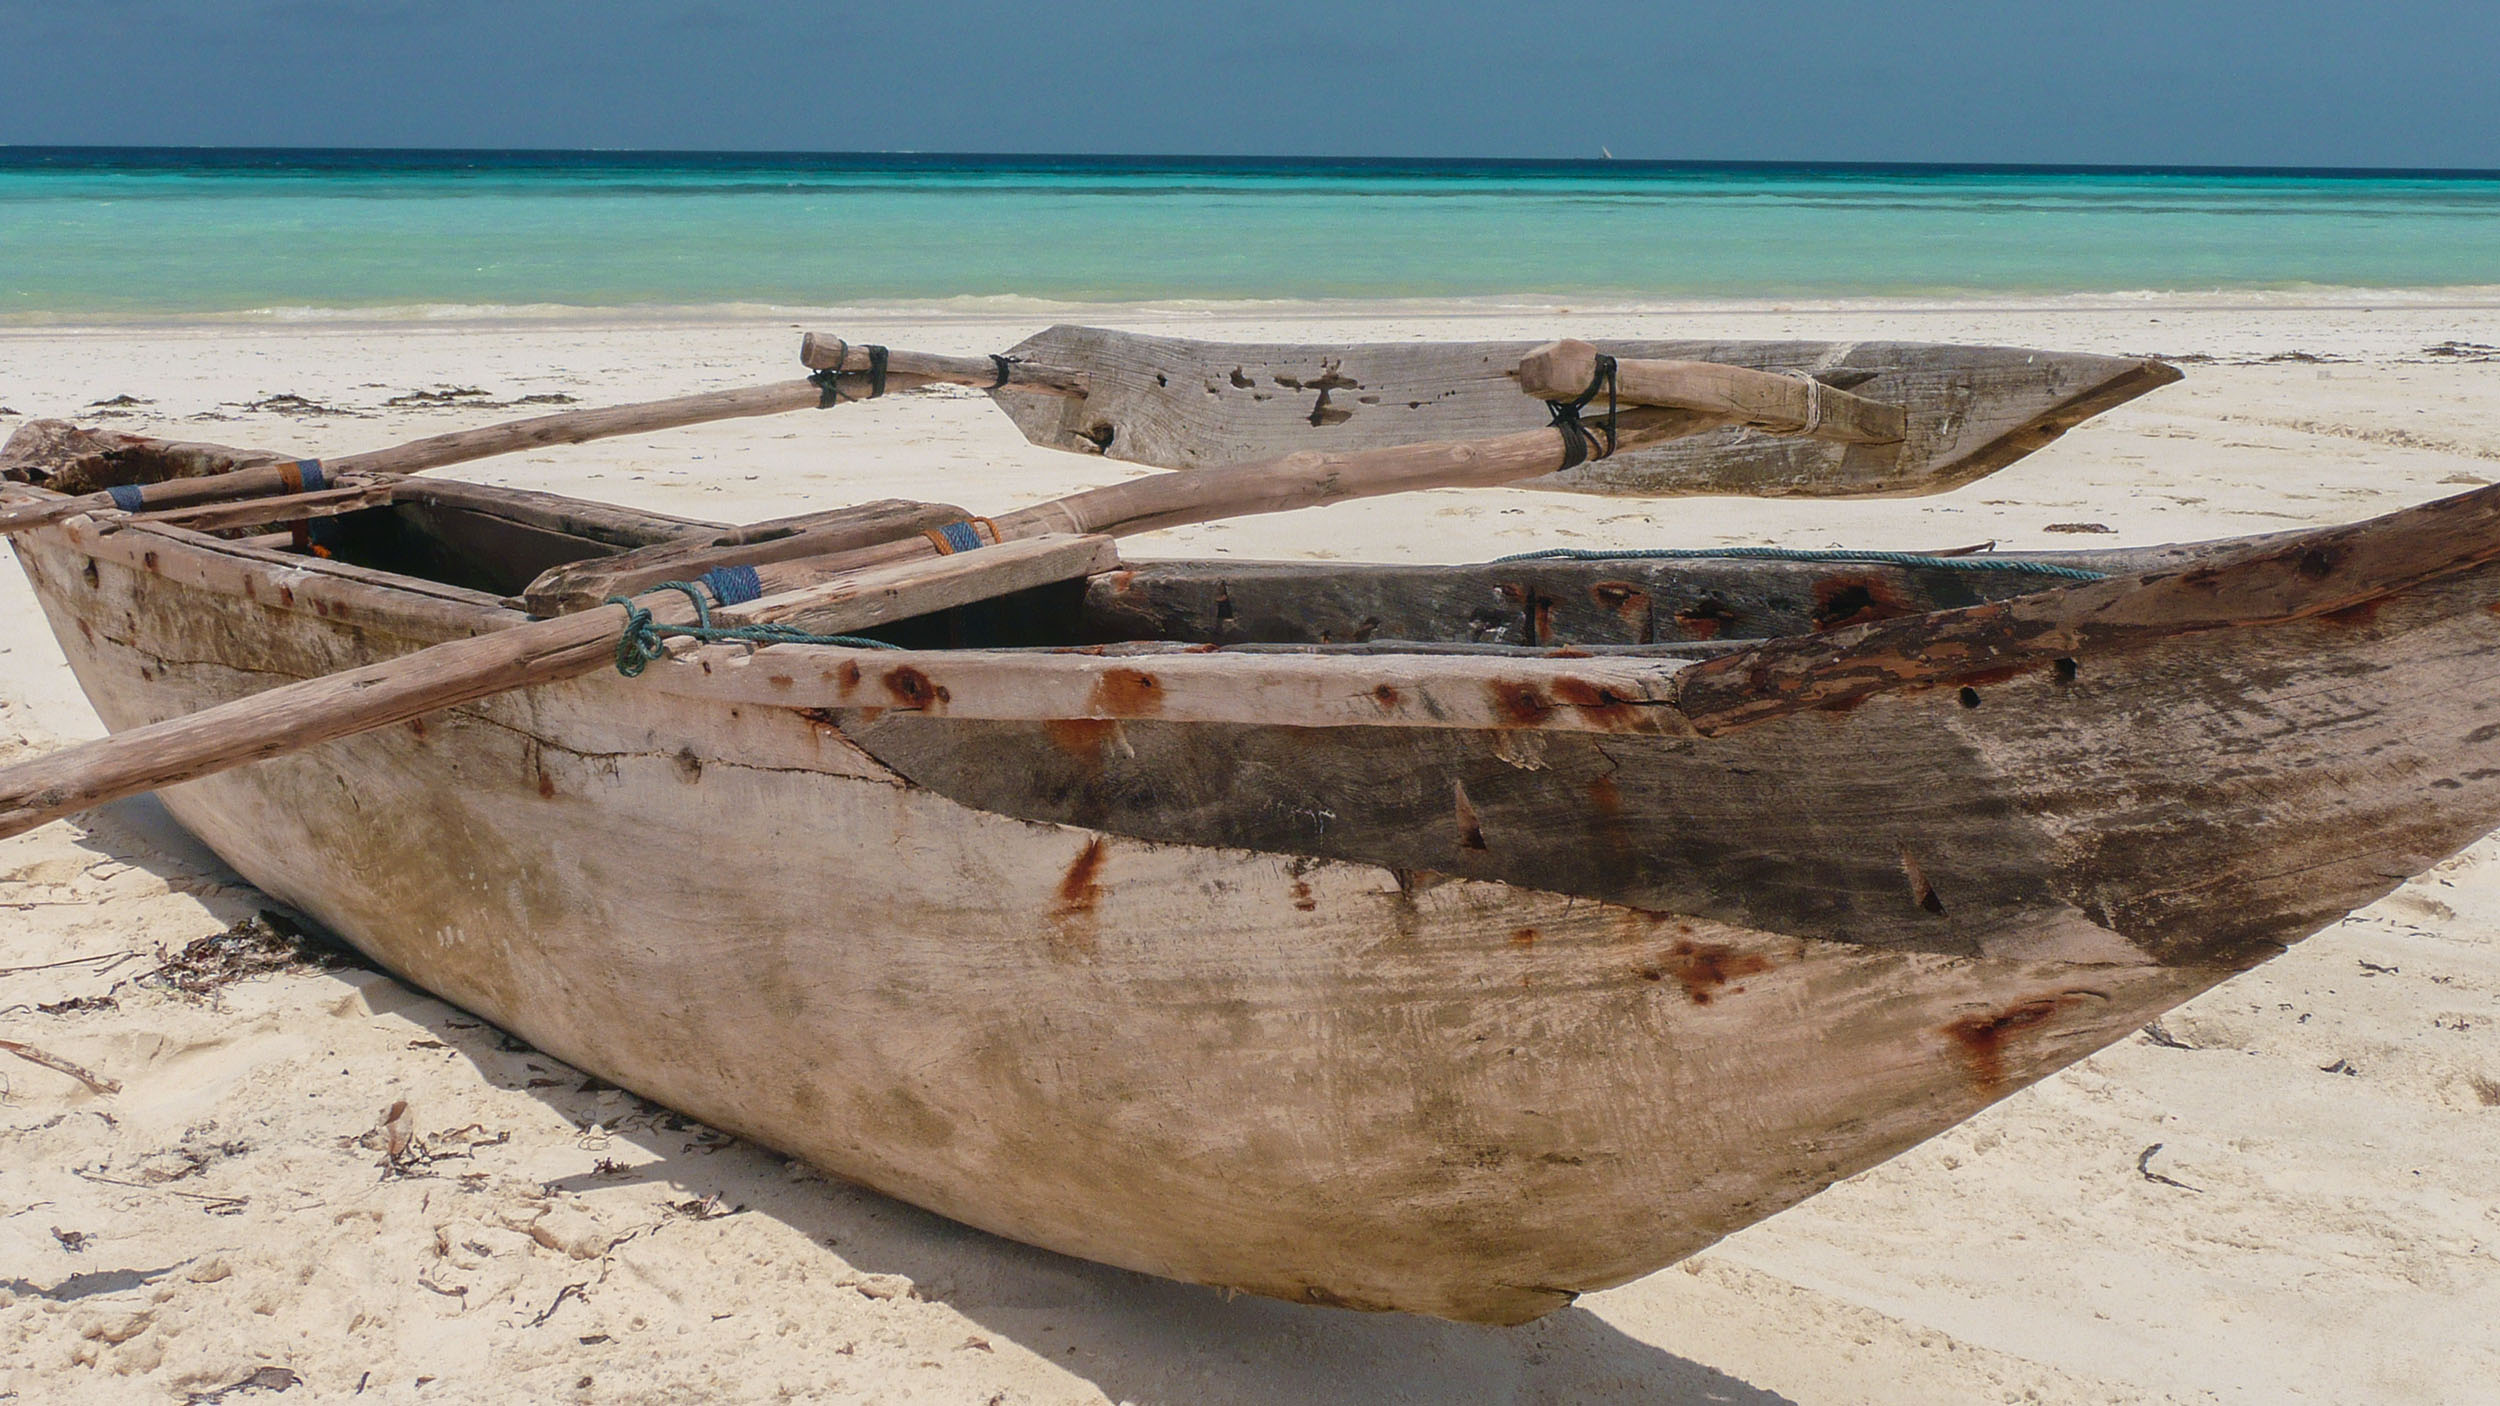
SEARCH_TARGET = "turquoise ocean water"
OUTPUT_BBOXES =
[3,150,2496,320]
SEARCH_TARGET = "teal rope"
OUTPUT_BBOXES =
[606,580,902,678]
[1490,546,2105,581]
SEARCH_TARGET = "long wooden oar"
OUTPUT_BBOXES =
[0,397,1724,841]
[0,345,1088,537]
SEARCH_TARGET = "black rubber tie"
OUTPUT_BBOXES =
[1544,352,1619,468]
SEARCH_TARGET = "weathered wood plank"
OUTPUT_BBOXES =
[726,535,1120,638]
[685,645,1691,735]
[389,477,723,547]
[1073,556,2104,649]
[133,477,400,533]
[844,541,2500,971]
[0,419,284,493]
[521,498,971,615]
[993,325,2179,497]
[1673,472,2500,736]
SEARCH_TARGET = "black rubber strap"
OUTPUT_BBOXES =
[1544,353,1619,468]
[808,343,890,407]
[989,354,1017,389]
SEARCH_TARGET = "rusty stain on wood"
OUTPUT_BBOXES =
[1942,994,2094,1097]
[1661,940,1772,1005]
[1591,580,1649,631]
[1043,717,1118,767]
[1487,681,1555,727]
[1812,574,1915,631]
[1088,667,1163,717]
[1050,838,1109,957]
[883,665,947,710]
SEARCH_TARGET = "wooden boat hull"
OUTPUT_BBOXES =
[996,325,2181,497]
[14,482,2500,1324]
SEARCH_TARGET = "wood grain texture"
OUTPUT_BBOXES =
[0,419,284,495]
[1517,339,1908,444]
[727,534,1119,637]
[992,325,2179,496]
[17,476,2500,1322]
[1071,555,2111,649]
[10,510,2224,1324]
[133,477,401,533]
[522,499,971,614]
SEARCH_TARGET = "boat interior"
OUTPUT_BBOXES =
[204,477,2209,658]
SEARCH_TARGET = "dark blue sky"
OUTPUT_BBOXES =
[3,1,2493,167]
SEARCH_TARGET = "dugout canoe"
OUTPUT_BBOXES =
[11,474,2500,1324]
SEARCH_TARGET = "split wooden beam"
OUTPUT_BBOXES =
[1515,339,1908,446]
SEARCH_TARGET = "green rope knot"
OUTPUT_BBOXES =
[606,580,902,678]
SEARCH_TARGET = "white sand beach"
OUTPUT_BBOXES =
[3,297,2498,1404]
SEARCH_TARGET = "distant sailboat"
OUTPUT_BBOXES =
[1601,146,1614,159]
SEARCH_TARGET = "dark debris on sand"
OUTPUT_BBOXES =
[144,912,365,998]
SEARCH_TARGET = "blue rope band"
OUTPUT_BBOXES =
[606,581,901,678]
[1490,546,2106,582]
[106,483,146,511]
[698,563,763,607]
[296,458,326,492]
[935,520,985,554]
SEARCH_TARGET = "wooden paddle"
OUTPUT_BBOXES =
[0,397,1729,841]
[0,344,1088,537]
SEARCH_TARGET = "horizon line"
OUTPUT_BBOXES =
[3,145,2497,181]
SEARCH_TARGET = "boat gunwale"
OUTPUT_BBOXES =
[21,473,2500,742]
